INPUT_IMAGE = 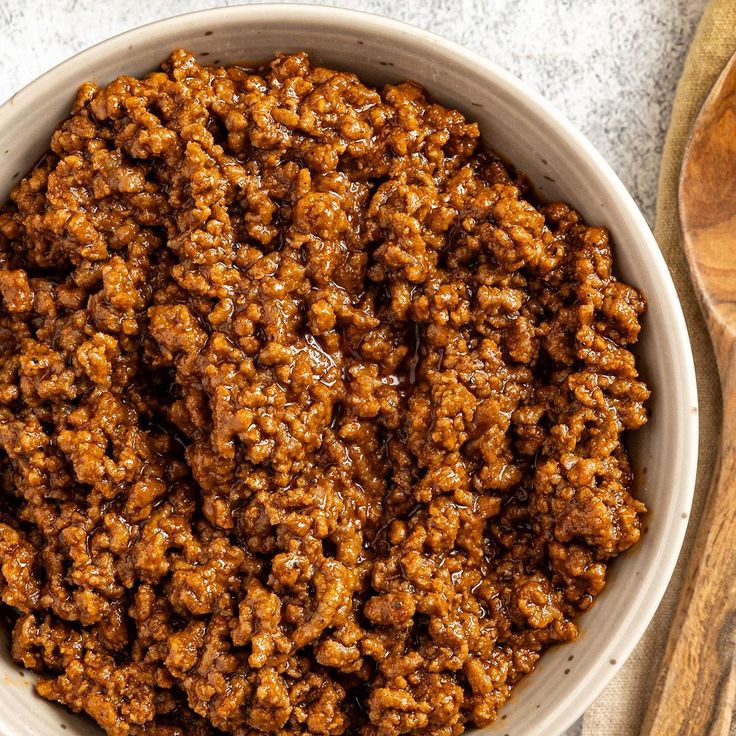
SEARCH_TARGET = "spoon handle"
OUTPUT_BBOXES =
[641,330,736,736]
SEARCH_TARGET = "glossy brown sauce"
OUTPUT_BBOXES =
[0,50,649,735]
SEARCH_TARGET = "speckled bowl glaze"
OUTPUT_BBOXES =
[0,5,698,736]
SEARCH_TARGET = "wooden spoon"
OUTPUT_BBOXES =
[641,51,736,736]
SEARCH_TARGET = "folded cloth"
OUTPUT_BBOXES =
[581,0,735,733]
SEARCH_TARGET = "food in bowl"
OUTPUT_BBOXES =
[0,50,650,735]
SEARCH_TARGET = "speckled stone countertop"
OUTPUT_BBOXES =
[0,1,709,734]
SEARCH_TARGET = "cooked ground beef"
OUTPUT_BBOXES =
[0,49,649,736]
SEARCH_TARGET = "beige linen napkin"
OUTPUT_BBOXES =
[581,0,736,733]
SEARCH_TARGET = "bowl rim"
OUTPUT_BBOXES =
[0,5,699,736]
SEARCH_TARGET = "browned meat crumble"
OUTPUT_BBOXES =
[0,50,649,736]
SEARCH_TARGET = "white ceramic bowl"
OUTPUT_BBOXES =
[0,6,698,736]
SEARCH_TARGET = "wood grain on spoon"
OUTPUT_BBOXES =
[641,51,736,736]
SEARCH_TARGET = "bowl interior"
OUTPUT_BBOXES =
[0,6,698,736]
